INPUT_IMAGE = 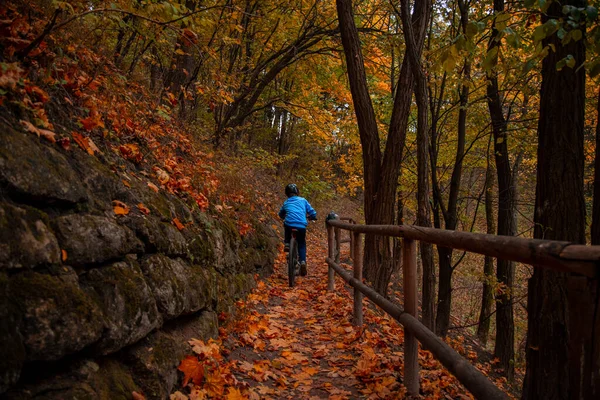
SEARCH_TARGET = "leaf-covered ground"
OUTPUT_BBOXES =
[173,229,514,399]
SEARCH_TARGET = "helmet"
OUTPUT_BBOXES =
[285,183,299,197]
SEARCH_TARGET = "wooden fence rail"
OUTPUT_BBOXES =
[325,216,600,399]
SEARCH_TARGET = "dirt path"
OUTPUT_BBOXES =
[171,229,504,399]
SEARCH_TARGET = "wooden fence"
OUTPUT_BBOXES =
[325,217,600,399]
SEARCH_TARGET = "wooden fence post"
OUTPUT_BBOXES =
[353,232,363,326]
[349,220,355,259]
[327,224,335,291]
[335,228,341,265]
[403,238,419,395]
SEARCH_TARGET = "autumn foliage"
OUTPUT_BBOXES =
[0,2,275,237]
[173,236,515,399]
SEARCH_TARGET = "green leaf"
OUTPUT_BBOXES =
[523,59,536,73]
[556,55,575,70]
[441,50,457,73]
[586,6,599,21]
[496,12,511,31]
[571,29,582,42]
[466,21,479,38]
[543,19,559,36]
[482,47,498,72]
[454,35,467,52]
[533,25,546,42]
[504,28,520,48]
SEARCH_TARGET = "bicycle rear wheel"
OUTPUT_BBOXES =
[288,237,298,287]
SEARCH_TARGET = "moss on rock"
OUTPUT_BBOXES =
[52,214,143,267]
[82,261,161,355]
[0,203,61,269]
[9,270,103,361]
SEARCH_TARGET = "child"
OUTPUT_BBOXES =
[278,183,317,276]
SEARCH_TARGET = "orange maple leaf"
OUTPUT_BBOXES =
[137,203,151,215]
[120,143,143,163]
[112,200,130,215]
[204,369,227,397]
[72,132,99,155]
[188,339,222,360]
[173,218,185,231]
[80,113,104,131]
[225,387,245,400]
[178,355,204,386]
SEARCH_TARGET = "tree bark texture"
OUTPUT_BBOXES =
[592,89,600,245]
[399,0,434,328]
[485,0,515,379]
[523,0,600,398]
[478,144,495,346]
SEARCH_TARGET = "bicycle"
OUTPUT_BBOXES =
[287,228,300,287]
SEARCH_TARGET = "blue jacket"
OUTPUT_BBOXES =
[279,195,317,228]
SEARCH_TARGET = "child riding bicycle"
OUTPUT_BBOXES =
[278,183,317,276]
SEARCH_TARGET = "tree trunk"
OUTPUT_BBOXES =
[432,0,469,337]
[478,141,495,345]
[399,0,434,328]
[592,89,600,245]
[523,0,600,398]
[485,0,515,379]
[337,0,429,296]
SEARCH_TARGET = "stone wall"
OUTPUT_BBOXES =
[0,124,279,398]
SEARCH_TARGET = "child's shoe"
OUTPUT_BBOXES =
[300,261,307,276]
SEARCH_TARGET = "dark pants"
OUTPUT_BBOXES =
[284,225,307,262]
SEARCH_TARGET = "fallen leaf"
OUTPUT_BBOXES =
[188,387,207,400]
[225,387,245,400]
[148,182,159,192]
[112,200,130,215]
[173,218,185,231]
[170,391,189,400]
[178,355,204,386]
[72,132,95,155]
[61,249,67,262]
[188,339,221,360]
[137,203,151,215]
[57,137,71,150]
[204,368,227,397]
[132,392,146,400]
[155,168,170,184]
[38,128,56,143]
[120,143,143,163]
[80,113,104,131]
[20,120,56,143]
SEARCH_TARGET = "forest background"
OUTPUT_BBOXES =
[1,0,600,397]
